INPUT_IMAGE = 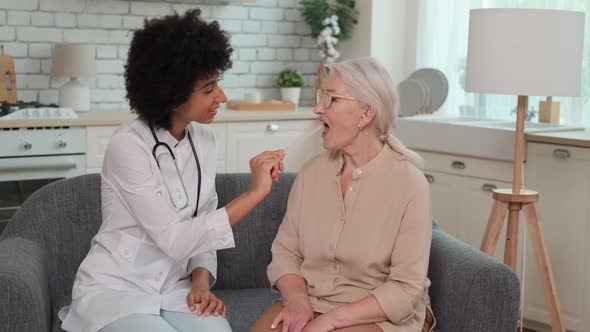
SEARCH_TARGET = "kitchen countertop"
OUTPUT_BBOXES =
[0,107,317,128]
[526,130,590,148]
[4,108,590,149]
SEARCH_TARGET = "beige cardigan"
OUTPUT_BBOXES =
[267,145,434,332]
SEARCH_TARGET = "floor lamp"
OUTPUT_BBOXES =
[464,9,585,332]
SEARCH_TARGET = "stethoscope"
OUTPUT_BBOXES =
[149,124,201,218]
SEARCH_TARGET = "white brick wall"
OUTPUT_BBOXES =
[8,11,31,26]
[29,43,51,57]
[0,27,16,40]
[0,0,319,107]
[17,27,61,42]
[31,12,53,26]
[86,1,129,15]
[40,0,86,13]
[55,13,76,27]
[3,43,28,57]
[0,0,38,11]
[96,45,118,59]
[258,48,276,61]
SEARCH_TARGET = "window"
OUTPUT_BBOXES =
[415,0,590,125]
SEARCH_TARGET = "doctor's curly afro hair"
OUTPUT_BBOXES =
[124,9,233,129]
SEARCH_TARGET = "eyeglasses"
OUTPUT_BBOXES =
[316,89,360,109]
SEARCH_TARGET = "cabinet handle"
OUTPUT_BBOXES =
[552,148,571,159]
[482,183,497,192]
[424,174,435,183]
[266,123,280,132]
[451,160,466,170]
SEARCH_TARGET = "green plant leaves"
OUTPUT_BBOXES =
[300,0,358,40]
[278,68,304,88]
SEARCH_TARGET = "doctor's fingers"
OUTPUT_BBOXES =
[197,294,210,315]
[212,300,225,317]
[257,149,286,159]
[252,151,285,164]
[271,163,284,182]
[187,293,197,312]
[251,150,286,165]
[252,155,284,172]
[204,296,221,316]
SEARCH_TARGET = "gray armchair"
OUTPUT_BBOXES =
[0,173,520,332]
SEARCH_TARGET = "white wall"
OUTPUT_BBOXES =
[0,0,321,108]
[337,0,372,61]
[339,0,417,84]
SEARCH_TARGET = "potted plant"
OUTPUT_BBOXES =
[277,68,304,105]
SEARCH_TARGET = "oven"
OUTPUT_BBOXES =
[0,126,86,235]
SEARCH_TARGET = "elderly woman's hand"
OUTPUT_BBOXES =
[301,314,336,332]
[271,294,314,332]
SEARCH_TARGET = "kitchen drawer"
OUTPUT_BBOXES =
[417,150,513,182]
[527,142,590,162]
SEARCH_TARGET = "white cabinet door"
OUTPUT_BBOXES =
[207,123,227,173]
[423,171,461,238]
[523,142,590,331]
[226,120,323,173]
[456,175,512,264]
[424,169,510,263]
[86,126,118,174]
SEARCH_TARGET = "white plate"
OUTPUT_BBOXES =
[409,68,448,111]
[398,78,429,117]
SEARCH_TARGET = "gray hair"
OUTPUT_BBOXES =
[325,57,423,167]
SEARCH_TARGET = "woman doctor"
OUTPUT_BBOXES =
[60,9,285,332]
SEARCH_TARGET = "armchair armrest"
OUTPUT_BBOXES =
[0,237,51,332]
[428,225,520,332]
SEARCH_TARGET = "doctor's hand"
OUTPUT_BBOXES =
[187,268,226,317]
[249,149,286,198]
[186,285,226,317]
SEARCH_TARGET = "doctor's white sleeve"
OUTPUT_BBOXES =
[186,189,221,288]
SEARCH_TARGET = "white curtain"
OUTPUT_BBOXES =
[415,0,590,126]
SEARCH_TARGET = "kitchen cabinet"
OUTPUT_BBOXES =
[523,142,590,331]
[418,143,590,332]
[419,150,512,263]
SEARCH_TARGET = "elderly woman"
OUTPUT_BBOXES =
[251,58,435,332]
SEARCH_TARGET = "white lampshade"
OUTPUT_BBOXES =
[465,9,585,97]
[51,43,96,111]
[51,43,96,78]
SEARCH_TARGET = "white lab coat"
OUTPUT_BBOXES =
[60,119,235,332]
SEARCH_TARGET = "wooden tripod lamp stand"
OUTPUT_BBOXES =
[464,9,585,332]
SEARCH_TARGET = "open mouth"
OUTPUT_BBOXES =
[322,122,330,138]
[209,105,219,116]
